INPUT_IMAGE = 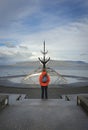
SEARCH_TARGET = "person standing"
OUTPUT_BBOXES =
[39,70,50,99]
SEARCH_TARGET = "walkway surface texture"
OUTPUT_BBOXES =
[0,99,88,130]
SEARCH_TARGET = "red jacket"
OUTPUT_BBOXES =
[39,71,50,87]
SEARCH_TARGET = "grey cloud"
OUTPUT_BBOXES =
[80,53,88,56]
[0,52,14,65]
[13,51,32,58]
[0,0,88,34]
[0,0,40,28]
[0,48,33,65]
[19,45,28,49]
[4,42,16,48]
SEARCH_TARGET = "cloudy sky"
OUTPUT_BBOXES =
[0,0,88,64]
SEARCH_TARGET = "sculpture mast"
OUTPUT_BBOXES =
[38,41,50,69]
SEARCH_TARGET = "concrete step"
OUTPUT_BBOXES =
[0,99,88,130]
[14,98,69,106]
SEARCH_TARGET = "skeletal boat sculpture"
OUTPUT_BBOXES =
[23,41,67,85]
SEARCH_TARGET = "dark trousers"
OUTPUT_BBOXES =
[41,86,48,99]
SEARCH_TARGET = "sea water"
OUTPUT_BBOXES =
[0,65,88,85]
[0,66,34,77]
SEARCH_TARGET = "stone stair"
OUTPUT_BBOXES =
[0,99,88,130]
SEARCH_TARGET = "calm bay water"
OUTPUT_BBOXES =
[0,66,88,77]
[0,66,88,84]
[0,66,34,77]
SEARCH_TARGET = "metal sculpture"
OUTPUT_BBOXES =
[23,41,67,85]
[38,41,50,69]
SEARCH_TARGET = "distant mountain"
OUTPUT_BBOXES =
[11,60,88,68]
[13,61,40,67]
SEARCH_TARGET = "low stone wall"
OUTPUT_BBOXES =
[77,95,88,113]
[0,95,9,111]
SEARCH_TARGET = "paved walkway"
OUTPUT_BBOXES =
[0,99,88,130]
